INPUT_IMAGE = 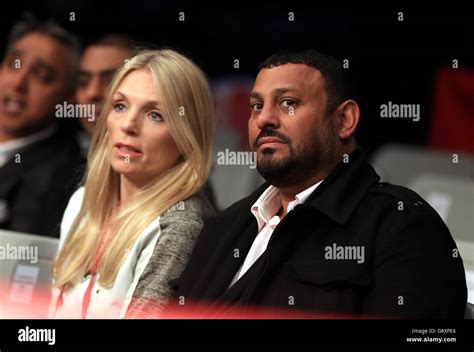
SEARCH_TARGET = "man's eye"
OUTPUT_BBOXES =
[102,73,115,86]
[34,68,54,84]
[150,111,163,122]
[6,58,17,69]
[37,73,53,83]
[281,99,296,107]
[250,102,263,111]
[77,78,90,89]
[113,103,126,112]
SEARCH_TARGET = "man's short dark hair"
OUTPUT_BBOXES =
[258,49,352,115]
[90,33,136,53]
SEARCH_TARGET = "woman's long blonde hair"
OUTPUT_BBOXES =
[53,49,215,288]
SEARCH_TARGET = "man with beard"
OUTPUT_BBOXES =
[170,50,467,319]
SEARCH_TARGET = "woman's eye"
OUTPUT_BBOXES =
[150,111,163,122]
[113,103,126,112]
[250,102,263,111]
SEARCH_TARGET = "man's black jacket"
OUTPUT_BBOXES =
[0,126,84,237]
[171,149,467,318]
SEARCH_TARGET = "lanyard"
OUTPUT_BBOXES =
[81,231,109,319]
[55,213,116,319]
[55,235,107,319]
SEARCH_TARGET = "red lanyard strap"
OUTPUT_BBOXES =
[81,230,110,319]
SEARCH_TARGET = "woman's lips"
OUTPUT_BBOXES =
[114,143,143,158]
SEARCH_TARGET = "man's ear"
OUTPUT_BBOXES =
[335,100,360,140]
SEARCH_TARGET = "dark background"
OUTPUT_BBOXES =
[1,1,473,155]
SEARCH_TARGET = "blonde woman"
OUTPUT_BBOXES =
[49,49,215,319]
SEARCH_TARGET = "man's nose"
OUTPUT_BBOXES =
[85,77,105,102]
[9,67,29,93]
[255,105,281,130]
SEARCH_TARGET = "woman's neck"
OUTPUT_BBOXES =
[119,175,145,205]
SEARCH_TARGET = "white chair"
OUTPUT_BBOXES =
[409,174,474,308]
[0,230,58,318]
[210,128,264,211]
[371,144,474,187]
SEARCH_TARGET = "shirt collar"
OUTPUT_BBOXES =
[244,148,380,228]
[293,180,323,206]
[250,186,280,231]
[0,124,57,167]
[251,179,324,231]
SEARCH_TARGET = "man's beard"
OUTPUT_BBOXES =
[255,118,335,188]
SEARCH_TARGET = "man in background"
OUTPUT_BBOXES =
[0,18,83,237]
[75,34,134,155]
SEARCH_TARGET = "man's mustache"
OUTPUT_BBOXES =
[253,128,291,149]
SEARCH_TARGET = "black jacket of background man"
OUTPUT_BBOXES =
[171,148,467,318]
[0,126,84,237]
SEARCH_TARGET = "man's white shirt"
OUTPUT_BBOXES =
[229,179,324,287]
